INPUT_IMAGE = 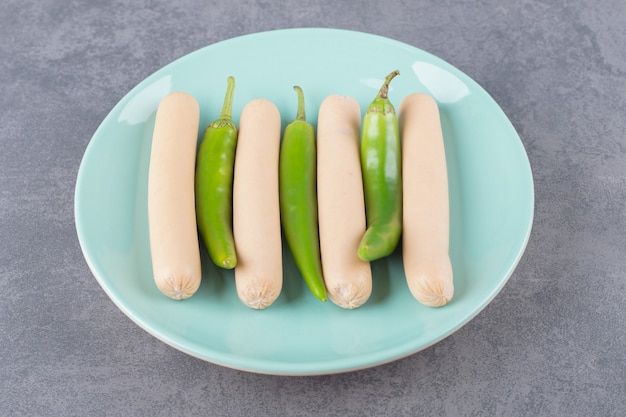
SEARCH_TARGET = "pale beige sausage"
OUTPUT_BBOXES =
[233,99,282,309]
[317,95,372,309]
[148,91,202,300]
[399,93,453,307]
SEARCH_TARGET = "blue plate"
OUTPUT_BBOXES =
[75,28,534,375]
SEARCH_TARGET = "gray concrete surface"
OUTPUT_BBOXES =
[1,0,625,416]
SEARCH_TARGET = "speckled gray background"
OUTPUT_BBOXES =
[1,0,625,416]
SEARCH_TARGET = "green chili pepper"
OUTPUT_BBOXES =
[279,86,327,302]
[358,70,402,261]
[195,76,238,269]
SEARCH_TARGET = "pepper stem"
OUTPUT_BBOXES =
[293,85,306,121]
[219,76,235,119]
[377,70,400,99]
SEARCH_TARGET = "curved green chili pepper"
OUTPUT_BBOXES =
[195,76,238,269]
[279,86,327,302]
[358,70,402,261]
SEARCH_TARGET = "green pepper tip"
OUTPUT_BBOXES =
[221,258,236,269]
[312,289,328,302]
[219,76,236,119]
[357,244,370,261]
[377,70,400,99]
[293,85,306,121]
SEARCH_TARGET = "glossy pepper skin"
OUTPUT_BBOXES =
[279,86,327,302]
[195,76,238,269]
[358,70,402,261]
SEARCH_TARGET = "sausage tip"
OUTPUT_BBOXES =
[328,282,371,309]
[406,266,454,307]
[236,279,281,310]
[155,273,200,300]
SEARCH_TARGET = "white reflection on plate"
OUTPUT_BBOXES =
[118,75,172,126]
[411,61,470,103]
